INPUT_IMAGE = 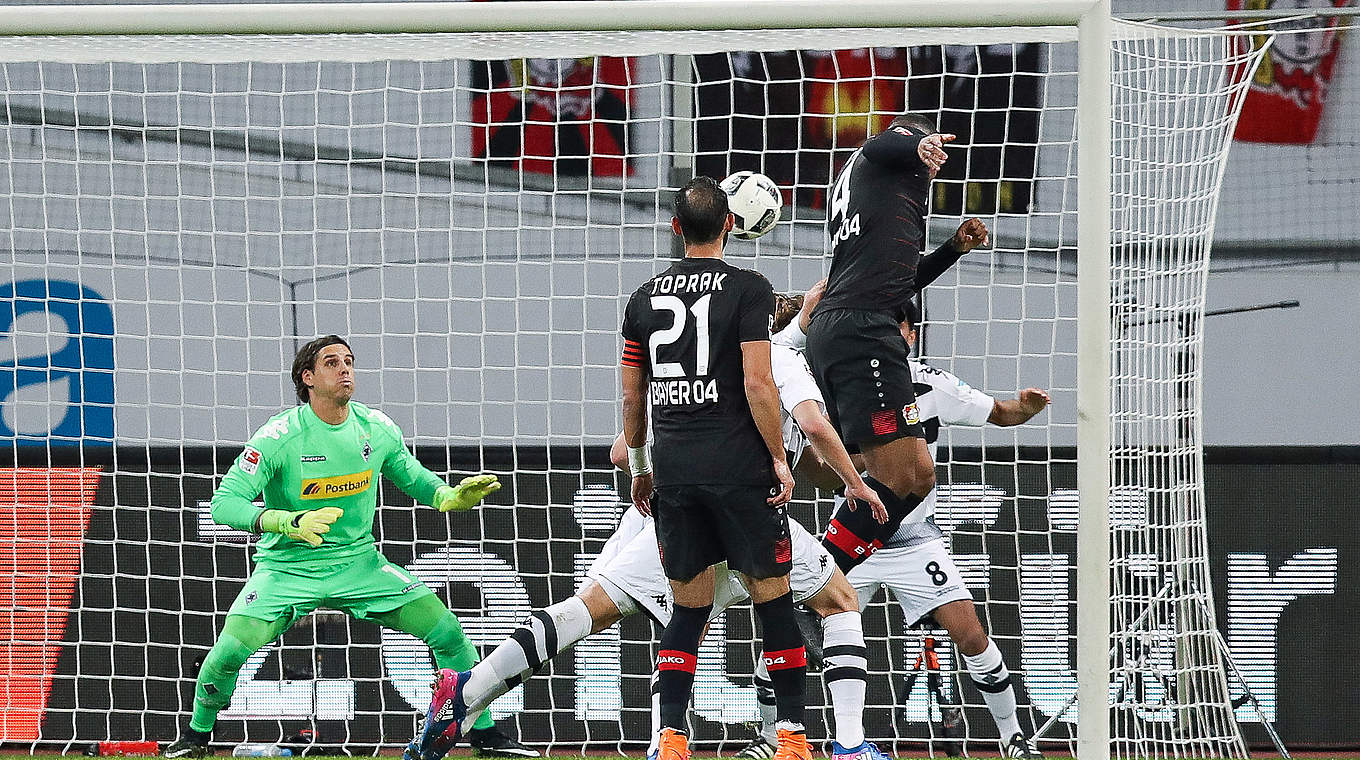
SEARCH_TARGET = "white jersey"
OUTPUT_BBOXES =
[771,337,823,469]
[882,359,993,548]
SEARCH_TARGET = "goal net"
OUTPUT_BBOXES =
[0,7,1267,758]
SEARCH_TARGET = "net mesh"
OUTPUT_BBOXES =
[0,19,1264,757]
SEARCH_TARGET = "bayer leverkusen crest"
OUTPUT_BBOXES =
[1229,0,1348,144]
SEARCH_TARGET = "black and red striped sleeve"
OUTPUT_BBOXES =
[621,338,645,368]
[620,290,648,370]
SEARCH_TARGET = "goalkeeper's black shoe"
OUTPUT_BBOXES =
[467,726,539,758]
[1002,733,1043,759]
[163,728,211,758]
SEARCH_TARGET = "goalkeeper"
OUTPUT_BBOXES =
[165,336,536,759]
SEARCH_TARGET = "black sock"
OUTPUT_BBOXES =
[183,727,211,744]
[656,602,710,731]
[754,591,806,726]
[821,476,922,573]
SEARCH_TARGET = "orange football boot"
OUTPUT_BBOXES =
[657,728,691,760]
[773,727,813,760]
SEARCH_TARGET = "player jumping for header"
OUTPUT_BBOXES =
[805,113,989,574]
[163,336,534,759]
[757,285,1051,759]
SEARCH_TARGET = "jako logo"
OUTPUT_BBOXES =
[300,470,373,500]
[657,655,689,665]
[0,280,114,444]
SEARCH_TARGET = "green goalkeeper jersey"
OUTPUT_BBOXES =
[211,401,445,573]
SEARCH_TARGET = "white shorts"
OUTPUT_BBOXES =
[591,506,649,572]
[846,538,975,626]
[589,516,836,626]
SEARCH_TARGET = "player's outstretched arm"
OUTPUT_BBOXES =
[433,475,502,513]
[790,400,887,523]
[988,388,1051,427]
[364,409,501,511]
[861,125,956,172]
[913,218,990,291]
[742,339,794,506]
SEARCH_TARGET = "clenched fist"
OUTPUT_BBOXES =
[950,218,990,253]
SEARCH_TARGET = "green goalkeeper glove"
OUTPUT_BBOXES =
[434,474,502,512]
[258,507,343,547]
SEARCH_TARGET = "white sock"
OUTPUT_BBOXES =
[963,638,1022,739]
[820,611,867,749]
[752,656,779,744]
[647,671,662,755]
[465,596,594,713]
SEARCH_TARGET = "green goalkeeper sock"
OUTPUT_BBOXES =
[189,615,287,733]
[376,596,495,731]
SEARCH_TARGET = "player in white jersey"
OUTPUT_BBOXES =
[753,289,1050,760]
[850,303,1047,759]
[408,294,889,760]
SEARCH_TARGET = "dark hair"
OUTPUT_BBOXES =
[674,176,730,244]
[292,335,351,403]
[772,292,805,334]
[890,113,939,136]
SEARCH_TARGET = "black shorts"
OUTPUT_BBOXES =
[806,308,924,453]
[652,484,792,582]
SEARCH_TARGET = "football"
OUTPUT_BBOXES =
[721,170,783,240]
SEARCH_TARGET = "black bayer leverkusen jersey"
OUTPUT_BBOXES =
[816,124,931,317]
[621,257,776,488]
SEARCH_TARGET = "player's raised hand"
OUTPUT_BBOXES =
[282,507,343,547]
[917,133,956,174]
[843,479,889,524]
[1018,388,1051,415]
[435,474,502,512]
[768,459,795,507]
[631,472,654,516]
[951,217,990,253]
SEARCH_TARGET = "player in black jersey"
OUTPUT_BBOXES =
[806,113,990,574]
[619,177,812,760]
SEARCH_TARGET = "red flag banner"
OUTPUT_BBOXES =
[1230,0,1352,144]
[470,57,635,177]
[805,48,908,154]
[694,46,1040,213]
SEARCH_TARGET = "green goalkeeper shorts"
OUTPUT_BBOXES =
[226,550,436,626]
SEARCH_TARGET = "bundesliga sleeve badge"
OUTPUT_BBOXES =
[240,446,262,474]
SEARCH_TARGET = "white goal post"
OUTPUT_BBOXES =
[0,2,1273,759]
